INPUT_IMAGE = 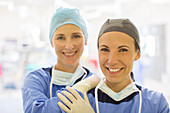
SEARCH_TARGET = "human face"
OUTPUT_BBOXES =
[98,31,140,92]
[51,24,87,72]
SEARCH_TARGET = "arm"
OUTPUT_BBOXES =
[158,93,170,113]
[22,72,63,113]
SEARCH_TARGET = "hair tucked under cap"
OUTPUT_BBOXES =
[98,19,140,51]
[49,7,88,42]
[98,19,140,81]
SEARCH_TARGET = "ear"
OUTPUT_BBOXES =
[84,36,87,45]
[51,41,54,47]
[85,41,87,45]
[134,49,141,61]
[51,37,54,47]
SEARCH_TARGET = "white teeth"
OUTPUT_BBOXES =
[108,68,121,72]
[64,52,75,56]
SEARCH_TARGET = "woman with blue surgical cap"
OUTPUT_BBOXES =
[21,7,100,113]
[57,19,170,113]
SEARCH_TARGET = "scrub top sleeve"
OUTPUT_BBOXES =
[158,93,170,113]
[21,72,63,113]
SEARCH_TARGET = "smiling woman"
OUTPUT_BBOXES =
[51,24,87,72]
[21,7,100,113]
[98,31,140,92]
[57,18,170,113]
[93,19,169,113]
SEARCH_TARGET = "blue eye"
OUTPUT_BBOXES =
[57,37,64,40]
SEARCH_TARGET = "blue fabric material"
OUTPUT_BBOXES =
[21,66,93,113]
[87,84,170,113]
[49,7,88,42]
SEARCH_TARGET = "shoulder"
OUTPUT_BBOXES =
[23,66,53,88]
[137,85,169,111]
[139,85,164,100]
[27,66,52,78]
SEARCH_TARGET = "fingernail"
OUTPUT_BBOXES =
[57,93,61,96]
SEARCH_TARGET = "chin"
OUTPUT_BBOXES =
[65,60,78,66]
[106,76,121,84]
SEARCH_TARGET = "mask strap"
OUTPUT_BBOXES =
[50,66,87,98]
[95,79,142,113]
[95,86,100,113]
[138,90,142,113]
[50,67,55,98]
[95,78,106,113]
[50,80,53,98]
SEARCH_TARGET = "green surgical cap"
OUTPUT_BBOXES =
[49,7,88,42]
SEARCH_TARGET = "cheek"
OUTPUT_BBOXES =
[53,43,63,52]
[51,36,56,47]
[120,55,135,70]
[99,53,107,66]
[76,40,85,49]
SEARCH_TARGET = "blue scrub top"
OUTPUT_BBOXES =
[21,66,93,113]
[87,84,170,113]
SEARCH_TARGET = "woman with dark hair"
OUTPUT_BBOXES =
[58,19,169,113]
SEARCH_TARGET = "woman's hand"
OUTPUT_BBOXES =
[72,74,101,93]
[57,86,95,113]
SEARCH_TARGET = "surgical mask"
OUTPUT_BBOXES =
[50,65,86,97]
[98,78,139,101]
[95,78,142,113]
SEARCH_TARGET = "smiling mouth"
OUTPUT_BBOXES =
[62,51,77,56]
[106,67,123,72]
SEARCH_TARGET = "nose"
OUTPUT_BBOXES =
[108,52,119,65]
[65,39,74,50]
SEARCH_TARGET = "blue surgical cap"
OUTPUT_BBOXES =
[49,7,88,42]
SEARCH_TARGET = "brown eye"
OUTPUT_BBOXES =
[119,48,128,52]
[100,48,109,52]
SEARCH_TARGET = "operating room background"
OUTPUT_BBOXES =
[0,0,170,113]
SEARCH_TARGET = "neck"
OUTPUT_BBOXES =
[54,63,79,73]
[106,77,133,93]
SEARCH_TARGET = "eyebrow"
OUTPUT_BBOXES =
[72,32,81,35]
[118,45,130,49]
[99,45,109,48]
[55,34,64,36]
[99,45,130,49]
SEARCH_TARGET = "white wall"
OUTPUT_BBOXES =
[120,1,170,75]
[0,0,170,75]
